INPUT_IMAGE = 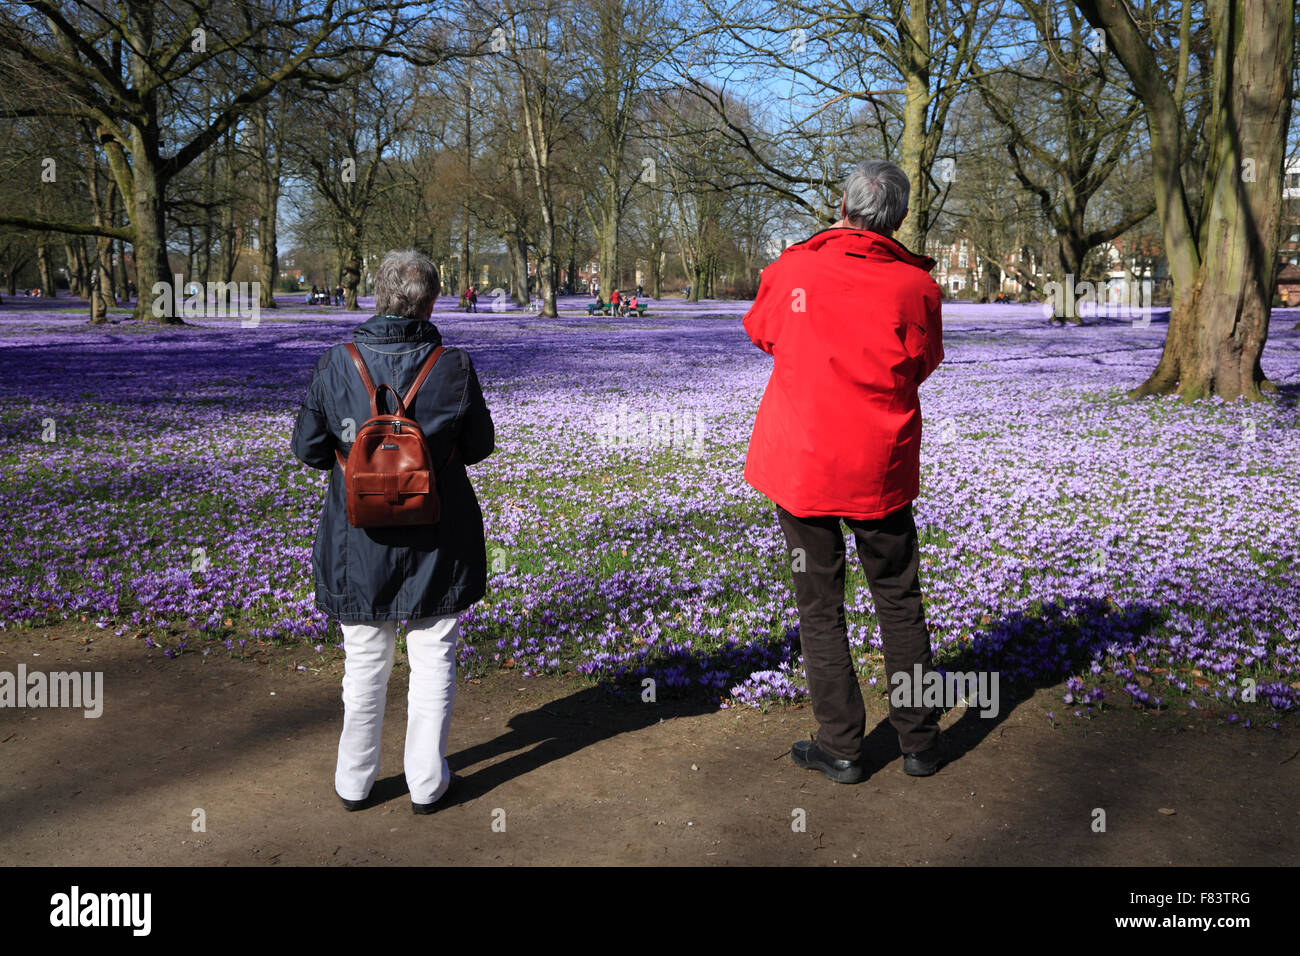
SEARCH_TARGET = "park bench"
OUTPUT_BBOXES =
[584,302,649,317]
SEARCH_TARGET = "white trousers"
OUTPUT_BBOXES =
[335,614,459,806]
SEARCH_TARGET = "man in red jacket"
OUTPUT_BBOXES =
[744,159,945,784]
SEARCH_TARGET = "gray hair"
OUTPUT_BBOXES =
[373,250,441,319]
[841,160,910,235]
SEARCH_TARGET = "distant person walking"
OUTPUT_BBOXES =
[743,159,946,784]
[291,249,495,813]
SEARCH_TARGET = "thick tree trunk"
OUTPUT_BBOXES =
[1054,229,1088,324]
[132,161,176,323]
[341,230,363,309]
[1126,0,1291,399]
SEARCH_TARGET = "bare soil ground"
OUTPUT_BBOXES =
[1,624,1296,866]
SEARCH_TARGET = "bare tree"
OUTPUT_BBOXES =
[0,0,416,321]
[973,1,1155,309]
[288,62,419,309]
[480,0,586,317]
[690,0,997,251]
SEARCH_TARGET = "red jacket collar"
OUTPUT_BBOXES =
[790,227,936,271]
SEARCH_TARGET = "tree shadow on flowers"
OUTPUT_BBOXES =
[857,596,1165,778]
[1269,381,1300,410]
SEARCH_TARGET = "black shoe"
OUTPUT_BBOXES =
[337,790,370,811]
[791,739,866,784]
[412,774,459,815]
[903,741,946,777]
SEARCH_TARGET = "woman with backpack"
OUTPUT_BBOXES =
[291,249,495,814]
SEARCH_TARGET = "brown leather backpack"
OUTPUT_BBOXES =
[334,342,452,528]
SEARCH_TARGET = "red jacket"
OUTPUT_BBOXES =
[743,228,944,520]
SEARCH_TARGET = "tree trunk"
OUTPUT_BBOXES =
[95,234,116,312]
[132,160,176,323]
[36,240,55,298]
[598,181,619,305]
[200,109,217,285]
[93,171,118,311]
[895,0,932,253]
[651,247,663,299]
[461,70,473,307]
[341,229,363,309]
[508,232,529,305]
[64,239,87,298]
[115,236,129,301]
[459,223,471,306]
[218,197,237,285]
[536,220,558,318]
[256,107,282,310]
[522,116,558,317]
[1126,0,1290,399]
[258,197,279,309]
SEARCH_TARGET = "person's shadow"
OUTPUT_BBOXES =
[367,629,802,808]
[858,596,1164,776]
[365,596,1161,804]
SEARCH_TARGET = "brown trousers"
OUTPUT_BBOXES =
[776,502,940,759]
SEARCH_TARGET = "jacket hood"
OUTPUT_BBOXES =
[789,227,936,272]
[353,314,444,345]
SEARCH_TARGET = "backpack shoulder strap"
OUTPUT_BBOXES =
[346,343,388,418]
[402,345,446,409]
[345,343,377,395]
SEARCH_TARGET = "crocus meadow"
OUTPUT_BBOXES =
[1,295,1296,725]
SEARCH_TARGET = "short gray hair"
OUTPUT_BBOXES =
[373,250,441,319]
[841,160,910,235]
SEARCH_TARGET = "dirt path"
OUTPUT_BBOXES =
[2,625,1296,866]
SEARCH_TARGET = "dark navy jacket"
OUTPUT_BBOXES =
[291,314,494,622]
